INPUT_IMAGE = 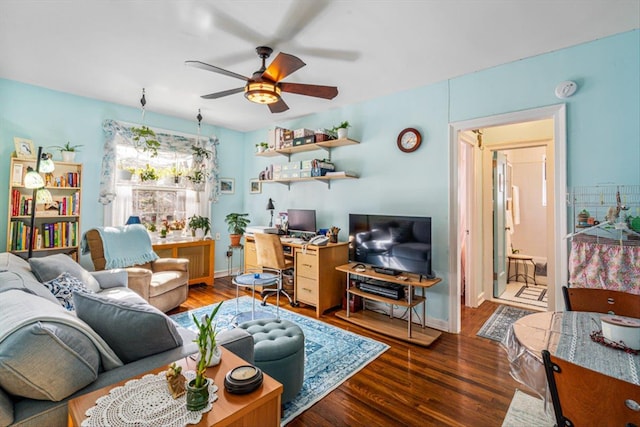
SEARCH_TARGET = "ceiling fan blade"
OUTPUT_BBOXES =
[294,46,361,62]
[185,60,248,82]
[268,98,289,114]
[263,53,306,82]
[201,87,245,99]
[274,0,330,43]
[210,7,265,45]
[279,82,338,100]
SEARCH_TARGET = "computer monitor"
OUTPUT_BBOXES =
[287,209,317,236]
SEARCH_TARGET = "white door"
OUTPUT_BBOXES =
[493,151,507,297]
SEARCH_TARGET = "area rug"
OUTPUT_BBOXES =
[171,296,389,426]
[502,389,553,427]
[498,282,548,309]
[476,305,535,343]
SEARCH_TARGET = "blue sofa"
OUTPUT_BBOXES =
[0,252,253,427]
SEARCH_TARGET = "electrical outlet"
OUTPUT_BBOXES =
[215,232,221,240]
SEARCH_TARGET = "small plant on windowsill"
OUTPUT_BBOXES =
[188,215,211,238]
[139,164,158,182]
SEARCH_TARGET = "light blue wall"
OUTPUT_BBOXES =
[0,80,245,270]
[1,30,638,326]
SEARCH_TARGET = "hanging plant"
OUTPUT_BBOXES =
[191,144,212,164]
[131,126,161,158]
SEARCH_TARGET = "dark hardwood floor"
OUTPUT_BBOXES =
[169,278,519,426]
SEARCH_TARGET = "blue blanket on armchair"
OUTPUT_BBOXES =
[81,224,159,269]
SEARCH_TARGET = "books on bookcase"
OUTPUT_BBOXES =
[6,157,82,259]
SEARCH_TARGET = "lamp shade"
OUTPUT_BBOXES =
[125,216,142,225]
[24,168,44,189]
[39,155,55,173]
[35,189,53,204]
[266,198,275,211]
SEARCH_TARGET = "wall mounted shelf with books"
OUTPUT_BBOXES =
[6,157,82,260]
[256,137,360,159]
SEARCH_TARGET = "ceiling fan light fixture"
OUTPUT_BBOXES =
[244,82,281,104]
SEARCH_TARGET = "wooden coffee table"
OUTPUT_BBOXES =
[68,351,282,427]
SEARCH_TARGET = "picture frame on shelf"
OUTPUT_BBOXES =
[12,163,23,185]
[250,179,261,194]
[219,178,235,195]
[14,137,35,159]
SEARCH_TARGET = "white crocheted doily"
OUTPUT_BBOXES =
[82,370,218,427]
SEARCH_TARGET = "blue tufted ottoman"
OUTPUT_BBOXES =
[238,318,305,403]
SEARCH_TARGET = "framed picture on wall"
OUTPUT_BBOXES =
[250,179,261,194]
[14,137,35,159]
[219,178,235,194]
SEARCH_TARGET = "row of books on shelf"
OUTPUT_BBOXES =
[10,189,80,217]
[8,220,79,251]
[45,171,81,188]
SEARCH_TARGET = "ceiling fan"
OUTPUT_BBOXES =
[185,46,338,113]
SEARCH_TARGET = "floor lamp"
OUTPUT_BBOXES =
[23,147,55,258]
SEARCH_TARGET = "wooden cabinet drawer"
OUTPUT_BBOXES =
[296,276,318,305]
[295,251,318,278]
[244,241,258,272]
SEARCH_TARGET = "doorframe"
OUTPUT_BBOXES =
[448,104,567,333]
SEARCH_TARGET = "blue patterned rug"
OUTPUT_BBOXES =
[171,296,389,425]
[476,305,535,343]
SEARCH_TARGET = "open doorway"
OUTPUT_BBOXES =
[448,105,568,334]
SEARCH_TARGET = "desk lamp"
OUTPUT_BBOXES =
[266,198,275,227]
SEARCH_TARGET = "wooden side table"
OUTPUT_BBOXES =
[68,351,282,427]
[152,238,215,286]
[507,254,536,286]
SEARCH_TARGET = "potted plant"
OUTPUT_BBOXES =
[330,121,351,139]
[131,126,161,158]
[189,215,211,238]
[191,144,212,164]
[139,164,158,183]
[255,142,269,153]
[51,142,83,162]
[186,301,223,411]
[225,213,250,247]
[186,168,208,192]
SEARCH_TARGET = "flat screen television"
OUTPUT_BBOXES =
[349,214,434,279]
[287,209,317,236]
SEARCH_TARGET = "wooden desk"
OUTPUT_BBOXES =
[335,263,442,347]
[68,351,282,427]
[153,238,215,286]
[243,236,348,317]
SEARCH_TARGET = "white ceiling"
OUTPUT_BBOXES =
[1,1,638,132]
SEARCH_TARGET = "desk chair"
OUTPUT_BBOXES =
[562,286,640,318]
[253,233,297,308]
[542,349,640,427]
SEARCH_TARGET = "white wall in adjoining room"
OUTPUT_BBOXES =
[505,146,548,259]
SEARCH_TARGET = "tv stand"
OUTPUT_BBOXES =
[335,263,442,347]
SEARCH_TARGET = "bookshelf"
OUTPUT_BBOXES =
[6,157,82,260]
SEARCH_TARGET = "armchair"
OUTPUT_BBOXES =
[83,226,189,312]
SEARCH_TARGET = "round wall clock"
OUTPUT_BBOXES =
[397,128,422,153]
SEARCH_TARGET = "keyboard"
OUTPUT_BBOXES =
[281,237,305,245]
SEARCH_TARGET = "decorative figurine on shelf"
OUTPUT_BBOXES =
[166,362,186,399]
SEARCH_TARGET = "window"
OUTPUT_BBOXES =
[100,120,220,229]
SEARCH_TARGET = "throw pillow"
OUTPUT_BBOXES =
[43,272,94,311]
[73,291,183,364]
[29,254,101,292]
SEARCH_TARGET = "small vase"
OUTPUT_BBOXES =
[337,128,348,139]
[197,343,222,367]
[195,229,205,239]
[186,378,210,411]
